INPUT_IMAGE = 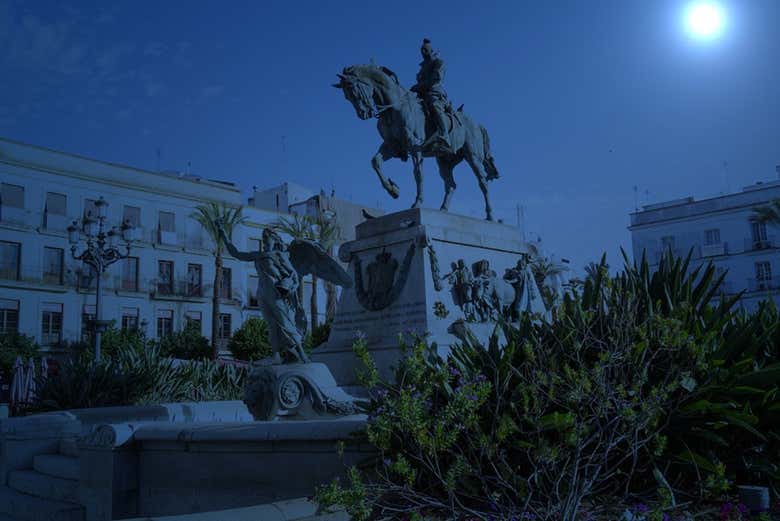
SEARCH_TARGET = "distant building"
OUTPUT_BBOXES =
[628,169,780,312]
[249,184,383,242]
[249,182,315,214]
[0,137,284,354]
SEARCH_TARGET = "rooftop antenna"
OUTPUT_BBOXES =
[281,135,288,177]
[721,160,730,195]
[155,147,161,172]
[633,185,638,211]
[186,161,191,176]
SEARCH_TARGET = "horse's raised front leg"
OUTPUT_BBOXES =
[436,157,457,212]
[371,143,399,199]
[465,153,494,221]
[411,151,424,209]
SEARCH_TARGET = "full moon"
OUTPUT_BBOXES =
[685,2,726,39]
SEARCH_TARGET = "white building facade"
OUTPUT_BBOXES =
[0,137,289,354]
[629,174,780,312]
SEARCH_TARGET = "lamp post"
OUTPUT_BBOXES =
[67,196,135,362]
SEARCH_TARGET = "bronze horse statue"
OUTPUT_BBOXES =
[333,64,500,220]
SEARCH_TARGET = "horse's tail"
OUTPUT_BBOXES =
[480,125,500,181]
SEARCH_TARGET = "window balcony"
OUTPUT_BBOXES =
[150,279,209,302]
[157,229,178,246]
[0,206,29,226]
[747,276,780,292]
[43,214,69,232]
[653,247,687,264]
[701,242,727,257]
[744,236,777,252]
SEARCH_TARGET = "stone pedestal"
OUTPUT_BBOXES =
[314,208,544,386]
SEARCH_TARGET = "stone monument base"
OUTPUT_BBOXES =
[243,362,367,420]
[314,208,544,387]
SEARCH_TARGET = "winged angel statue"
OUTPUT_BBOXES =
[219,225,352,363]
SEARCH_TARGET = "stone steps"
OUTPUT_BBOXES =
[0,486,84,521]
[58,439,79,458]
[7,470,79,504]
[32,454,79,481]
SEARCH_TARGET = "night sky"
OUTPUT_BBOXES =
[1,0,778,272]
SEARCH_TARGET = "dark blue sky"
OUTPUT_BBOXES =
[1,0,778,271]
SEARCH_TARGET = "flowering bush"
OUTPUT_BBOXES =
[316,252,780,520]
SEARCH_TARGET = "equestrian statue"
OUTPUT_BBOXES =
[333,38,500,221]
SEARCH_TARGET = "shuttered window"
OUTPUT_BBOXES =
[123,206,141,227]
[1,183,24,208]
[159,211,175,232]
[45,193,67,215]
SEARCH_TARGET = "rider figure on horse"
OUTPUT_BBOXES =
[411,38,453,155]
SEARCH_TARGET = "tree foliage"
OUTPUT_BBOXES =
[192,202,247,357]
[228,317,272,361]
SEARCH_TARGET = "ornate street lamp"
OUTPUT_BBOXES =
[67,196,135,361]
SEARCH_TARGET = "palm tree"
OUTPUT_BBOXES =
[192,202,247,359]
[309,216,341,329]
[753,199,780,226]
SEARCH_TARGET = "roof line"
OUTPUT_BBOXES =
[0,136,239,192]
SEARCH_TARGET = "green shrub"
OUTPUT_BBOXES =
[157,322,211,360]
[34,342,247,411]
[316,251,780,521]
[305,320,332,351]
[100,326,147,358]
[228,317,272,361]
[0,333,39,374]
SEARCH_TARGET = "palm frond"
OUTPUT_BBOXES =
[752,199,780,226]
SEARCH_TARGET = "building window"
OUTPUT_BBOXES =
[756,261,772,282]
[185,311,202,332]
[123,205,141,228]
[1,183,24,209]
[0,241,21,280]
[159,211,175,232]
[156,309,173,339]
[751,221,768,248]
[187,264,202,296]
[121,257,139,291]
[157,260,174,295]
[41,303,63,346]
[157,211,176,245]
[704,229,720,245]
[43,247,64,285]
[219,267,232,299]
[121,307,139,331]
[248,275,259,307]
[0,299,20,334]
[81,305,96,343]
[217,313,232,340]
[44,192,67,229]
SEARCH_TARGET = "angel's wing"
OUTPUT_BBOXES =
[288,239,353,288]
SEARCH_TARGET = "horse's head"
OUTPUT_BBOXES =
[332,66,376,120]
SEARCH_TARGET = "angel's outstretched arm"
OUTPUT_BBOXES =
[219,226,258,262]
